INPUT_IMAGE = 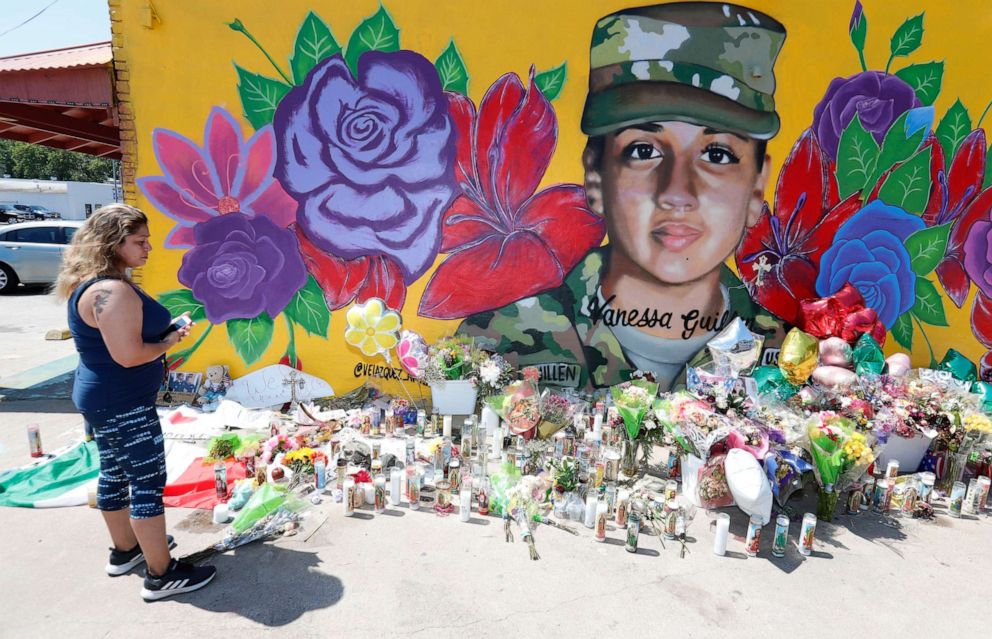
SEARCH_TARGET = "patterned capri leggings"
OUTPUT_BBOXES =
[83,403,167,519]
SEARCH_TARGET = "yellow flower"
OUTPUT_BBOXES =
[964,413,992,434]
[344,298,401,357]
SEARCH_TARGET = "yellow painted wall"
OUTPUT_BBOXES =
[116,0,992,392]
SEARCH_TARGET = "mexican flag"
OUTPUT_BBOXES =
[0,441,100,508]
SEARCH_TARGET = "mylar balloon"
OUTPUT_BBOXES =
[779,328,819,386]
[885,353,912,377]
[344,298,401,361]
[397,329,428,379]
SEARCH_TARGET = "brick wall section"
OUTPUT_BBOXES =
[108,0,137,207]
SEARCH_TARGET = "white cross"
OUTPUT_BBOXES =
[282,369,307,411]
[753,255,773,287]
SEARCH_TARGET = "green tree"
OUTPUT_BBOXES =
[0,139,112,182]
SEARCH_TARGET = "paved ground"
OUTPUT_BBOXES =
[1,289,990,638]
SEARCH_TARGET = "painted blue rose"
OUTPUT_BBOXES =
[815,200,925,328]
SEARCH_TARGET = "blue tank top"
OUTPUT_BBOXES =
[68,277,172,413]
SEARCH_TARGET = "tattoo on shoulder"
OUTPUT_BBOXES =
[92,288,113,317]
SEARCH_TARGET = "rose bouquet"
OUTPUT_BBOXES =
[261,433,301,464]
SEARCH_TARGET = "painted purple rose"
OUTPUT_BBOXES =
[964,218,992,298]
[273,51,457,283]
[179,214,308,323]
[816,201,925,328]
[812,71,920,159]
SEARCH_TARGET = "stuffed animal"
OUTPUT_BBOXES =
[196,365,232,411]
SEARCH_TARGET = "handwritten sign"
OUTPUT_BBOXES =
[224,365,334,409]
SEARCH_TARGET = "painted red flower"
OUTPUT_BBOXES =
[924,129,990,308]
[418,71,606,319]
[296,225,407,311]
[735,130,859,326]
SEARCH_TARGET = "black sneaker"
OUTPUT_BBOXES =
[105,535,176,576]
[141,559,216,601]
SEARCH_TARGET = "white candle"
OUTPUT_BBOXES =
[584,493,598,528]
[492,427,503,456]
[442,415,453,437]
[481,405,499,434]
[390,467,402,506]
[212,503,229,525]
[713,513,730,556]
[592,414,603,436]
[459,487,472,522]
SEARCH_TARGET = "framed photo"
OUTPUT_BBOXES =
[156,371,203,407]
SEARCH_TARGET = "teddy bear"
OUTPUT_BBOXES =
[196,364,232,412]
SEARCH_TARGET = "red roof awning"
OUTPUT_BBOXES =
[0,42,120,159]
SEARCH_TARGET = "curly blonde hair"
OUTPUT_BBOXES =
[54,204,149,300]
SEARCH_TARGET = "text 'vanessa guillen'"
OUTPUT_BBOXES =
[585,295,757,340]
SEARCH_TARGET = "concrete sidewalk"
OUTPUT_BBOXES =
[1,291,990,638]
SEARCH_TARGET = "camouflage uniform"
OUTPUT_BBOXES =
[459,247,785,391]
[459,3,788,391]
[581,2,786,138]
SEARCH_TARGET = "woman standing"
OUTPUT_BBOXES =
[55,204,216,601]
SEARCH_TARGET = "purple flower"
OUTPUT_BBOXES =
[849,0,863,31]
[964,218,992,298]
[179,214,308,323]
[816,201,925,328]
[812,71,920,159]
[137,108,297,249]
[273,52,457,283]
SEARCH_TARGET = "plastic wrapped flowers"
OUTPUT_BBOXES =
[611,379,658,439]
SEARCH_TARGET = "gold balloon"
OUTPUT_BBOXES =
[779,328,819,386]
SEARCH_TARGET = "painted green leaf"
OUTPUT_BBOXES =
[889,13,925,59]
[877,146,932,214]
[863,110,927,197]
[911,278,949,326]
[434,40,469,95]
[235,65,292,129]
[936,99,971,162]
[227,313,275,365]
[344,5,400,76]
[284,276,330,337]
[905,222,951,276]
[290,12,340,85]
[158,289,207,323]
[891,312,913,350]
[894,61,944,106]
[836,114,879,197]
[985,143,992,190]
[535,62,568,101]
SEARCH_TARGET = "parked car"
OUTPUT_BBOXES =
[26,205,61,220]
[12,204,45,220]
[0,204,22,224]
[0,221,82,293]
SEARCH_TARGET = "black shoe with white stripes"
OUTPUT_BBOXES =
[141,559,216,601]
[106,535,176,576]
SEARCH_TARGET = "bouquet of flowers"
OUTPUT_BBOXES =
[804,412,872,520]
[488,367,541,440]
[473,352,516,398]
[421,335,476,383]
[261,433,301,464]
[725,420,770,461]
[696,454,735,509]
[536,391,572,439]
[654,392,735,460]
[282,447,327,476]
[610,379,658,440]
[204,433,242,464]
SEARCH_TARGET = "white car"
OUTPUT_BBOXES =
[0,221,82,293]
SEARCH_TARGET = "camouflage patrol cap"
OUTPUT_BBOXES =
[581,2,786,139]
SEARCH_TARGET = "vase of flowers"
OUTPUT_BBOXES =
[423,336,483,414]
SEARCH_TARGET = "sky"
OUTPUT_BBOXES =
[0,0,111,58]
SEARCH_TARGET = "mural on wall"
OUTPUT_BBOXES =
[128,1,992,394]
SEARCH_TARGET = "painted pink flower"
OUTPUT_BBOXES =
[137,107,296,248]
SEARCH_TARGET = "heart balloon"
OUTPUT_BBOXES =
[812,365,858,388]
[885,353,912,377]
[397,329,428,379]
